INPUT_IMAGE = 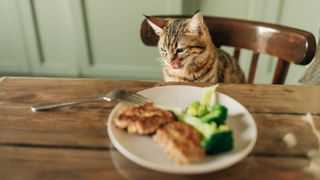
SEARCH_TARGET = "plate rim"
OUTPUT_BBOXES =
[107,85,257,174]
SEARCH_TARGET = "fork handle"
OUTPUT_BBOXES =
[31,97,103,112]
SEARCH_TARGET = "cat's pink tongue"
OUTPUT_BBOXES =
[171,59,182,69]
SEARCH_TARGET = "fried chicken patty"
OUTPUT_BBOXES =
[114,103,176,134]
[153,121,205,164]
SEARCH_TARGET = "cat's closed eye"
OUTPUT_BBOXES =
[176,47,187,53]
[160,47,166,53]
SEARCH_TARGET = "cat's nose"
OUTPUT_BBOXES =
[168,55,175,62]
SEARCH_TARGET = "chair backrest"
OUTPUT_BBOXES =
[140,16,317,84]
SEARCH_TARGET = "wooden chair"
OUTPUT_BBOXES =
[140,16,317,84]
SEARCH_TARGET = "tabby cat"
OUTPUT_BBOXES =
[145,12,245,83]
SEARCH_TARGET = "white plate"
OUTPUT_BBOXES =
[107,85,257,174]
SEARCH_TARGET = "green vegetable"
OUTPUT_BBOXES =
[186,101,200,116]
[201,127,233,155]
[182,114,233,154]
[196,104,209,117]
[201,104,228,125]
[181,114,217,139]
[187,102,210,117]
[201,84,218,108]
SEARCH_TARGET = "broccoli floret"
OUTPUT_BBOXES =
[196,104,210,117]
[186,85,220,118]
[181,114,217,138]
[201,104,228,125]
[186,101,200,116]
[201,125,233,155]
[182,114,233,155]
[186,102,210,117]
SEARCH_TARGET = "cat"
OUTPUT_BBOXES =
[145,12,245,83]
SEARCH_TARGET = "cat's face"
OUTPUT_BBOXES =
[146,12,212,71]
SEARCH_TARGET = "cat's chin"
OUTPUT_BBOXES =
[167,66,188,74]
[164,65,183,72]
[170,67,183,71]
[171,65,184,70]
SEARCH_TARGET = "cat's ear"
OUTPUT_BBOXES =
[187,12,204,34]
[144,15,166,35]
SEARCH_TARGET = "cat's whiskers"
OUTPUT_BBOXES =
[154,57,164,65]
[155,57,172,68]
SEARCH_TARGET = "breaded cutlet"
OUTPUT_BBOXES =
[153,121,205,164]
[114,103,176,134]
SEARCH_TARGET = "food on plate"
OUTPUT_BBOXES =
[200,125,233,155]
[153,121,205,164]
[114,103,176,134]
[179,113,233,155]
[187,103,228,125]
[179,85,233,154]
[113,85,233,163]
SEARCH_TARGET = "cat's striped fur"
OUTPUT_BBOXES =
[146,12,245,83]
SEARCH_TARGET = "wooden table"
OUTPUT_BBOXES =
[0,77,319,180]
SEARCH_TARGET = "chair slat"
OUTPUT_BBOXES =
[273,59,290,84]
[233,48,241,62]
[247,52,260,83]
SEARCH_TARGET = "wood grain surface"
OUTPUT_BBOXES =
[0,146,314,180]
[0,77,319,180]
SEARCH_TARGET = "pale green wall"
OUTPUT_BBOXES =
[199,0,251,18]
[0,0,319,84]
[0,0,185,80]
[0,0,30,75]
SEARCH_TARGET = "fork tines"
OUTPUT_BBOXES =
[119,90,149,104]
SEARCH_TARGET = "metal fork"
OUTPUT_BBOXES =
[31,89,149,112]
